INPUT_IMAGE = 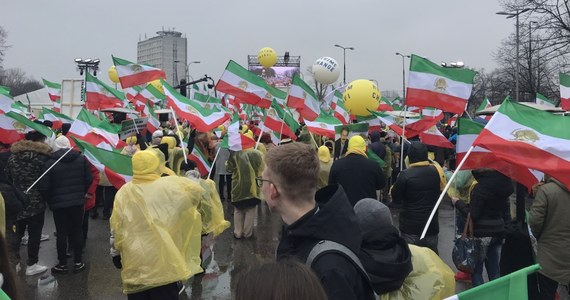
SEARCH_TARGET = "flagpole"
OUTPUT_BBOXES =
[132,118,139,135]
[278,120,285,140]
[400,106,407,171]
[208,146,221,179]
[169,106,188,164]
[464,110,474,121]
[309,132,319,149]
[25,147,74,194]
[419,145,475,240]
[255,118,265,150]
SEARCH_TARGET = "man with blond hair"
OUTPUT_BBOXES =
[261,143,374,300]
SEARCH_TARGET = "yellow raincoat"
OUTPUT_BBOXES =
[110,150,204,294]
[225,149,264,203]
[196,179,230,236]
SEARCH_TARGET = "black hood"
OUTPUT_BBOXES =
[52,148,80,163]
[472,169,514,199]
[285,184,363,256]
[369,131,381,143]
[359,226,412,294]
[408,141,428,163]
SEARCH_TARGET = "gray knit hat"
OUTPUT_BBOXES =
[353,198,393,237]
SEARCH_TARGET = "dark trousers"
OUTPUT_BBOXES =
[53,205,84,264]
[218,174,232,200]
[127,282,179,300]
[9,212,45,266]
[83,209,90,242]
[95,185,117,217]
[537,273,559,300]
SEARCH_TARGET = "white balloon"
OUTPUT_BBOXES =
[312,57,340,84]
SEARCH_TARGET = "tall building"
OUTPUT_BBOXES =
[137,29,187,86]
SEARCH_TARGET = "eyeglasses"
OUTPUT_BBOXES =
[255,176,273,188]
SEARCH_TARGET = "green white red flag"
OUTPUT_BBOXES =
[304,112,342,139]
[535,92,557,107]
[5,112,54,138]
[332,92,351,124]
[0,113,26,144]
[191,84,224,111]
[472,100,568,188]
[476,97,493,121]
[457,112,544,191]
[365,110,420,138]
[420,125,453,149]
[163,80,229,132]
[42,78,61,102]
[221,111,256,151]
[560,72,570,110]
[406,54,476,114]
[112,56,166,89]
[73,138,132,189]
[188,146,211,177]
[215,60,287,109]
[377,96,394,111]
[448,114,459,127]
[68,108,122,149]
[287,74,320,121]
[40,107,73,130]
[261,100,299,140]
[0,86,12,113]
[142,101,160,134]
[85,73,125,110]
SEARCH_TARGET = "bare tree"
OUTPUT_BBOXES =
[0,26,9,69]
[0,68,43,96]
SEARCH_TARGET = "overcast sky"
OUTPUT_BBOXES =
[4,1,512,94]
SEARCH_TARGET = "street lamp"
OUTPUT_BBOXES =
[74,58,100,76]
[175,60,200,96]
[334,44,355,85]
[395,52,410,100]
[497,8,530,102]
[441,61,465,68]
[528,21,538,93]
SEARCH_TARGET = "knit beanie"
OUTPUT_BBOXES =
[354,198,393,238]
[53,135,71,152]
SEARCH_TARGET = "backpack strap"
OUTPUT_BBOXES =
[306,240,371,283]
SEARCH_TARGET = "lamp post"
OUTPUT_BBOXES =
[528,21,538,93]
[334,44,354,85]
[175,60,200,96]
[497,8,530,102]
[74,58,100,102]
[395,53,410,100]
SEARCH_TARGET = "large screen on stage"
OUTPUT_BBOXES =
[248,66,300,88]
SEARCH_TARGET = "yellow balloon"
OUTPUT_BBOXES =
[149,79,164,94]
[108,66,120,83]
[343,79,381,117]
[258,47,277,68]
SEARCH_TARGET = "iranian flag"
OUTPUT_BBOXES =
[406,54,476,114]
[191,85,224,111]
[42,78,61,102]
[535,92,557,107]
[262,100,299,140]
[560,72,570,110]
[53,99,61,112]
[420,125,454,149]
[472,100,568,188]
[188,146,212,177]
[112,56,166,89]
[448,114,459,127]
[40,107,74,130]
[73,138,132,189]
[377,96,394,112]
[476,97,493,121]
[0,113,28,144]
[333,95,351,124]
[85,73,125,110]
[304,112,342,139]
[0,86,13,113]
[142,101,160,133]
[215,60,287,109]
[287,74,320,121]
[364,111,421,138]
[221,112,256,151]
[163,80,229,132]
[457,116,543,191]
[68,108,121,149]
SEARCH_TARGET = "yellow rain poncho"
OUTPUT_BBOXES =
[110,150,204,294]
[225,149,264,203]
[317,146,332,189]
[195,178,231,236]
[379,245,455,300]
[161,136,186,175]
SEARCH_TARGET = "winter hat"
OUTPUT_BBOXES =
[132,150,160,176]
[317,146,331,163]
[346,135,367,157]
[161,136,176,150]
[152,130,164,139]
[354,198,393,237]
[407,141,428,164]
[53,135,71,152]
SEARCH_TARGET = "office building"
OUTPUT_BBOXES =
[137,29,187,86]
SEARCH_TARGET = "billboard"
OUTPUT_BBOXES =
[248,66,300,88]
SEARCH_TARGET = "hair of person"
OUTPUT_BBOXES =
[341,126,349,134]
[0,233,19,299]
[264,143,319,201]
[234,259,327,300]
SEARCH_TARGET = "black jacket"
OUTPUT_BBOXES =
[329,154,385,206]
[391,164,441,236]
[42,149,92,210]
[333,139,348,160]
[455,170,513,237]
[276,185,375,300]
[360,225,412,294]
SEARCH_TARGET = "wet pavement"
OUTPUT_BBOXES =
[15,197,568,299]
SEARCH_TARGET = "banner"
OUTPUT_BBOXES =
[119,117,148,140]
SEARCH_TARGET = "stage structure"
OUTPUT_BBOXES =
[248,52,301,88]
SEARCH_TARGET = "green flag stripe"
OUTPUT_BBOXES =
[410,54,477,84]
[560,72,570,87]
[73,138,133,175]
[86,73,125,100]
[497,99,570,139]
[225,60,287,99]
[458,118,484,135]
